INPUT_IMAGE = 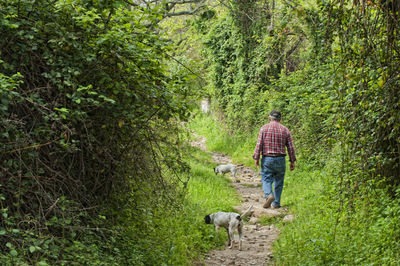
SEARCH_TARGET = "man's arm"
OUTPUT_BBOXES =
[286,131,296,171]
[253,127,263,167]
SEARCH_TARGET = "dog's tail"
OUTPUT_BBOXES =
[240,205,253,219]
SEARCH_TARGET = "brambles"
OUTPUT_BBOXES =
[0,0,193,263]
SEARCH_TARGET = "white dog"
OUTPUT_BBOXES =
[204,205,253,250]
[214,164,243,182]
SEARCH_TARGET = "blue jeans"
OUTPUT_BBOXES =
[260,156,286,207]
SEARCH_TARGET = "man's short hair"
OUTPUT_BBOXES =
[270,109,281,121]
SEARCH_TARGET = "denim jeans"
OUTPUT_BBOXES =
[260,156,286,207]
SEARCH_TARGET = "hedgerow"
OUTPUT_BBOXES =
[0,0,197,264]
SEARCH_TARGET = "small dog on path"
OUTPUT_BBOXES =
[214,164,243,183]
[204,205,253,250]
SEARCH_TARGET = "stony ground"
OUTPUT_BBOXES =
[191,134,294,266]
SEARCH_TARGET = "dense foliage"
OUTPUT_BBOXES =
[0,0,204,264]
[194,0,400,264]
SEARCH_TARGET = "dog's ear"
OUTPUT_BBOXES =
[204,215,211,224]
[213,167,217,175]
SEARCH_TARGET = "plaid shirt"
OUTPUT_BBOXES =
[253,121,296,162]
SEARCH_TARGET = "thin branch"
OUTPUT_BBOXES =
[165,51,207,85]
[168,0,206,4]
[166,5,206,17]
[5,140,58,154]
[43,198,60,219]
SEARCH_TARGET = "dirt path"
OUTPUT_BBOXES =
[191,134,293,265]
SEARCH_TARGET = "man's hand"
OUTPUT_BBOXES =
[255,160,259,167]
[290,161,295,171]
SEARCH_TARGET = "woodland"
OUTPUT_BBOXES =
[1,0,400,265]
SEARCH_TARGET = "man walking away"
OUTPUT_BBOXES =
[253,109,296,209]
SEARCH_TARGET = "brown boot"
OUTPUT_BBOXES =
[263,194,275,208]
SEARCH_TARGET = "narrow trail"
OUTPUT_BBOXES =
[191,134,294,266]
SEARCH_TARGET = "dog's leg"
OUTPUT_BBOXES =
[238,223,243,251]
[224,228,234,249]
[215,225,220,234]
[233,169,238,182]
[224,228,230,248]
[228,226,235,249]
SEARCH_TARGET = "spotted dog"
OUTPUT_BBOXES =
[204,205,253,250]
[214,164,243,183]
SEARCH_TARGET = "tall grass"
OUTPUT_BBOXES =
[185,144,241,212]
[188,113,258,166]
[274,172,400,265]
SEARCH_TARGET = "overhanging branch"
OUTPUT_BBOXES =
[166,5,206,17]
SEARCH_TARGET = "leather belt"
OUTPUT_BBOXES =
[264,154,285,157]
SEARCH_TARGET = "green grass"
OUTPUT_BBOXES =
[185,144,241,213]
[166,143,242,262]
[188,113,258,167]
[258,215,285,226]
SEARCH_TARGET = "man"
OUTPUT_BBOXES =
[253,109,296,209]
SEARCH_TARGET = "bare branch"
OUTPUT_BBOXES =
[139,0,206,27]
[123,0,140,7]
[166,5,206,17]
[168,0,206,3]
[126,0,204,6]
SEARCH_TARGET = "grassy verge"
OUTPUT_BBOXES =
[188,113,258,167]
[171,139,241,264]
[185,144,241,212]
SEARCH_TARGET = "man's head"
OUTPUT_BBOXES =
[269,109,281,121]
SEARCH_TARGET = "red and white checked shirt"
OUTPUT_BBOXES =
[253,121,296,162]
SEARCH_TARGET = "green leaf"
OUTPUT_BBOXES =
[54,107,69,113]
[10,249,18,256]
[29,246,36,253]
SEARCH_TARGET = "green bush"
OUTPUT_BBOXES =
[0,0,196,264]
